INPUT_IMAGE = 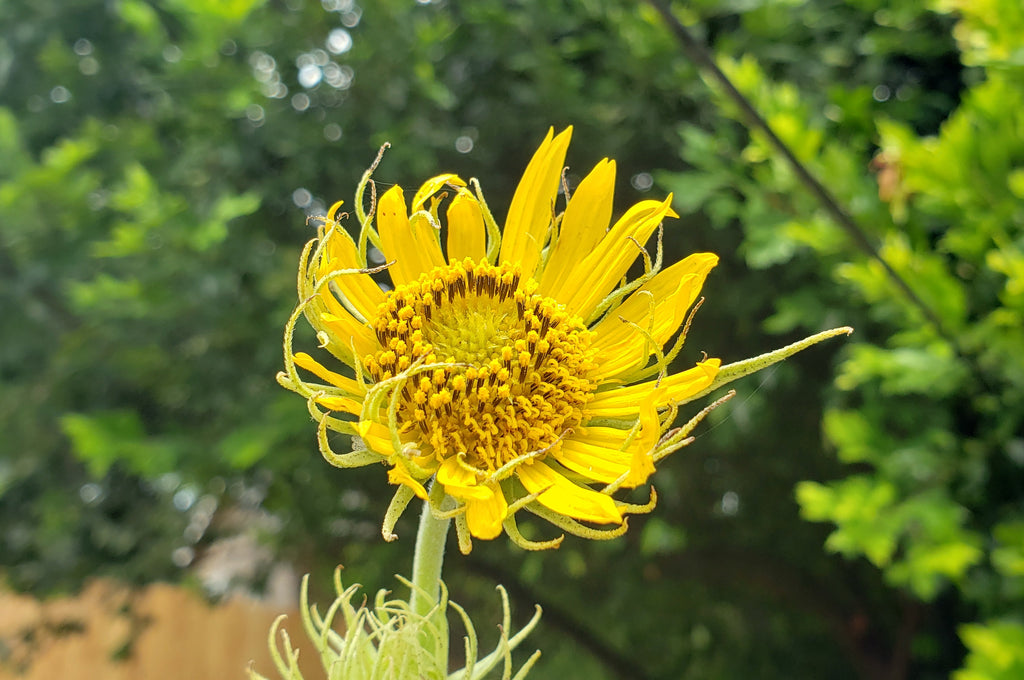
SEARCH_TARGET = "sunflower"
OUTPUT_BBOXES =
[279,127,725,552]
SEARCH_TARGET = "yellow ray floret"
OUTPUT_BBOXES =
[590,252,719,380]
[517,461,622,524]
[445,190,487,264]
[538,158,616,298]
[554,196,680,320]
[499,127,573,278]
[316,206,386,321]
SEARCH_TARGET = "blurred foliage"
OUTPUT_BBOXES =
[661,0,1024,677]
[954,620,1024,680]
[1,0,1021,679]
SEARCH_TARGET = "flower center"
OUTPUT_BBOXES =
[364,259,596,471]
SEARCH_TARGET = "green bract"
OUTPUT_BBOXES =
[248,572,541,680]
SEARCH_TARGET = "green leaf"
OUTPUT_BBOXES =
[954,621,1024,680]
[796,476,901,567]
[835,343,969,396]
[116,0,164,38]
[187,192,262,251]
[60,411,176,478]
[67,274,147,318]
[639,516,688,556]
[992,521,1024,578]
[822,409,882,464]
[167,0,266,22]
[888,538,983,599]
[217,425,274,469]
[658,170,731,215]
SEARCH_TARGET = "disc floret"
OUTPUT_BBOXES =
[363,258,596,474]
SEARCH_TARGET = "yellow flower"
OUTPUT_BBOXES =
[279,127,724,551]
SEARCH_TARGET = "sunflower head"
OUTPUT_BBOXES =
[278,127,724,552]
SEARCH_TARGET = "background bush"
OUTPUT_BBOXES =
[2,1,1021,678]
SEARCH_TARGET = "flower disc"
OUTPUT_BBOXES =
[364,259,596,472]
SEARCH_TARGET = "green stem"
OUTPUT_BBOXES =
[409,484,452,618]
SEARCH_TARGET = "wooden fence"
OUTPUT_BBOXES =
[0,579,319,680]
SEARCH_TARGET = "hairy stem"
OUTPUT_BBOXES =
[409,484,452,617]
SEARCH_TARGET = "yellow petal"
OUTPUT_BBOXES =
[587,359,721,418]
[410,211,446,272]
[388,460,428,500]
[446,191,486,263]
[553,437,631,484]
[358,420,397,456]
[309,274,378,363]
[436,456,491,500]
[538,158,615,297]
[377,186,419,285]
[624,388,663,487]
[517,461,622,524]
[411,173,466,213]
[573,423,646,447]
[590,253,718,380]
[320,227,386,321]
[557,195,679,320]
[377,185,444,285]
[499,127,573,279]
[465,487,508,540]
[561,397,663,488]
[314,394,365,414]
[318,306,379,359]
[588,276,696,380]
[293,352,364,395]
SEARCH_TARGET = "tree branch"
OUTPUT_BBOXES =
[642,0,953,345]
